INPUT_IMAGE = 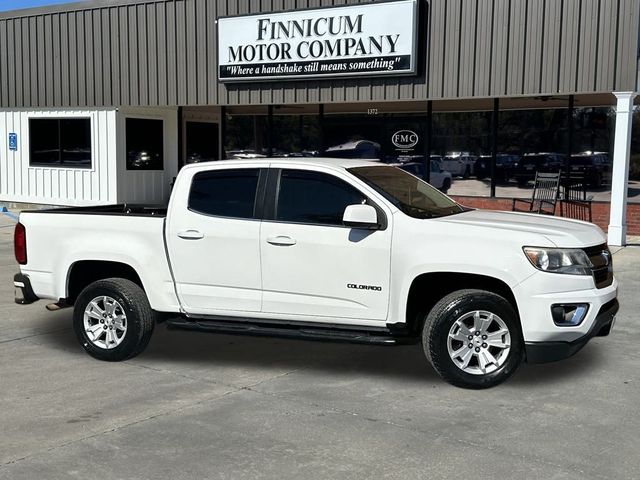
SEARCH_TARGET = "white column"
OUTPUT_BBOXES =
[608,92,637,247]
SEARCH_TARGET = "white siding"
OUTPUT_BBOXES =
[0,108,117,206]
[116,106,178,205]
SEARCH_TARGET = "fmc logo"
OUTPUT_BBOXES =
[392,130,419,150]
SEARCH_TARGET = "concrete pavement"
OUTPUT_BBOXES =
[0,211,639,479]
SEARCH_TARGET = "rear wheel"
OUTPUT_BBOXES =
[73,278,155,361]
[422,289,523,389]
[440,178,451,193]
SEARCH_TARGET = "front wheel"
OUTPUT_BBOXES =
[73,278,155,361]
[422,289,523,389]
[440,178,451,194]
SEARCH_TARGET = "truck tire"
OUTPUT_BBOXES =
[73,278,155,362]
[422,289,523,389]
[440,178,451,194]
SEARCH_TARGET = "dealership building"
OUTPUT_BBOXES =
[0,0,639,244]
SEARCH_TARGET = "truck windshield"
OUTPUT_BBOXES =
[349,165,464,219]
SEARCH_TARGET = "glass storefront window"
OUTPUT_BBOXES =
[495,106,568,199]
[218,99,621,204]
[570,107,614,201]
[126,118,164,170]
[272,109,321,157]
[185,121,219,164]
[495,104,614,203]
[323,113,426,163]
[224,106,269,159]
[431,111,492,197]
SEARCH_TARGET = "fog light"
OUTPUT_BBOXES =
[551,304,589,326]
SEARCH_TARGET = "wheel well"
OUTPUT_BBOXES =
[66,261,143,304]
[405,272,519,336]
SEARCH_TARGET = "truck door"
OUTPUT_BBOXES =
[166,167,265,314]
[260,167,392,321]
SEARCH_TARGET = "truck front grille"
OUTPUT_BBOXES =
[582,244,613,289]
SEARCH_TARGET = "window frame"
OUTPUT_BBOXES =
[28,116,93,169]
[187,167,267,221]
[265,167,386,229]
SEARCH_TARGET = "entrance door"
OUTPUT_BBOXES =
[184,121,219,164]
[260,167,392,321]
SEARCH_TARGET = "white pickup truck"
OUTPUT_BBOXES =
[14,158,618,389]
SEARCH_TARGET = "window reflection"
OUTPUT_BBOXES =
[225,110,268,159]
[126,118,164,170]
[29,118,92,168]
[186,122,219,164]
[216,99,626,203]
[431,111,492,197]
[495,106,614,201]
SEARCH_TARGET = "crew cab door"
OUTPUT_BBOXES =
[166,167,265,314]
[260,167,392,321]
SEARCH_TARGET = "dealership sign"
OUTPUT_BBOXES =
[392,130,419,150]
[217,0,418,82]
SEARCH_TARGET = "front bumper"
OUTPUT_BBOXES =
[14,273,39,305]
[525,298,618,364]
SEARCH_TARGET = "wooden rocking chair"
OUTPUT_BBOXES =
[512,171,561,215]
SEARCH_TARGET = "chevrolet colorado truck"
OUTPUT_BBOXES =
[13,158,618,388]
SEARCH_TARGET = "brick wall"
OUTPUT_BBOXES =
[450,196,640,235]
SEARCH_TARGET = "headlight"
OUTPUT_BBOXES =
[523,247,593,275]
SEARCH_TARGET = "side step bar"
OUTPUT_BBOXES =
[166,318,417,346]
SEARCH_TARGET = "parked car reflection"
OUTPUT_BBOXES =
[127,149,162,170]
[441,152,477,178]
[475,154,519,182]
[512,153,565,186]
[324,140,381,159]
[386,156,453,193]
[570,151,610,188]
[226,149,267,159]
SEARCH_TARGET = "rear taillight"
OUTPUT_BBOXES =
[14,222,27,265]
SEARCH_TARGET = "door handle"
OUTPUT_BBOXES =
[177,229,204,240]
[267,236,297,246]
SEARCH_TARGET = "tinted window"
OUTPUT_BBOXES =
[276,170,367,226]
[126,118,164,170]
[29,118,91,168]
[189,169,260,219]
[350,166,463,219]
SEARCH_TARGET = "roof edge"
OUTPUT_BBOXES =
[0,0,165,20]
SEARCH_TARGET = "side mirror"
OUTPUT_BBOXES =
[343,204,379,229]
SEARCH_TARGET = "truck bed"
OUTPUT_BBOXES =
[26,204,167,217]
[18,204,175,310]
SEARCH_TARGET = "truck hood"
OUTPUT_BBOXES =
[434,209,606,247]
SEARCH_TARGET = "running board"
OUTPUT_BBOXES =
[166,318,416,346]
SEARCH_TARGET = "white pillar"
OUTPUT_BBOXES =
[608,92,637,247]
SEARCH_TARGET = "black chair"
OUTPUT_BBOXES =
[512,171,561,215]
[560,173,593,222]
